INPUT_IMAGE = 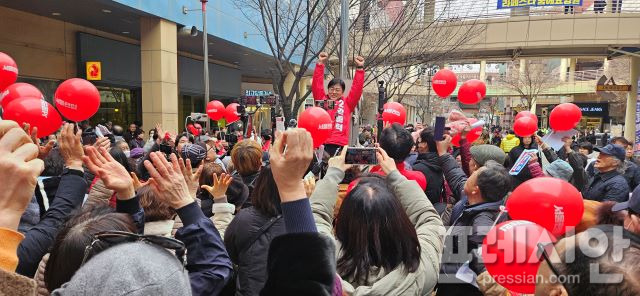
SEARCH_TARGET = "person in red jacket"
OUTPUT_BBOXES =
[312,52,365,156]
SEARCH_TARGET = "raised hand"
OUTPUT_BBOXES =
[0,121,45,230]
[144,152,193,209]
[93,136,111,150]
[318,52,329,65]
[59,123,84,170]
[178,158,204,198]
[22,123,54,160]
[269,129,314,202]
[354,56,365,68]
[201,173,232,200]
[83,146,135,200]
[436,134,453,156]
[327,145,351,172]
[303,177,316,197]
[376,147,398,175]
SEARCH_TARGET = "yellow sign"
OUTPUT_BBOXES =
[596,84,631,91]
[86,61,102,81]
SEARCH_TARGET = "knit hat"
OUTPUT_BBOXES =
[51,242,190,296]
[545,159,574,181]
[470,144,506,166]
[130,148,144,159]
[180,143,207,167]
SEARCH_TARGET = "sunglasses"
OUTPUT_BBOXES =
[81,231,186,267]
[537,242,571,295]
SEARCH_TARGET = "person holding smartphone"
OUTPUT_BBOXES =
[312,52,365,156]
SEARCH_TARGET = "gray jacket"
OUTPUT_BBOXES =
[311,167,445,295]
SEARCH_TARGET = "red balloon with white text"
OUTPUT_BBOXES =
[206,100,225,121]
[382,102,407,125]
[0,52,18,92]
[0,83,43,109]
[506,177,584,236]
[3,97,62,138]
[54,78,101,121]
[432,69,457,98]
[297,107,333,148]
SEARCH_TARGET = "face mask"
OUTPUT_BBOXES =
[124,151,131,158]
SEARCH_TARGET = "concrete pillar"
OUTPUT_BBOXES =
[140,17,178,133]
[624,57,638,140]
[606,0,613,13]
[479,60,487,81]
[519,59,527,75]
[560,58,568,82]
[568,58,577,82]
[424,0,435,22]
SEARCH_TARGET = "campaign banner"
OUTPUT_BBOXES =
[498,0,582,9]
[509,149,537,176]
[635,79,640,154]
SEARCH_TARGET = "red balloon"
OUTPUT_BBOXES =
[0,83,43,109]
[225,103,241,124]
[513,117,538,137]
[507,177,584,236]
[514,111,538,124]
[297,107,332,148]
[549,103,582,131]
[54,78,101,121]
[457,79,486,105]
[482,220,556,294]
[206,100,225,121]
[3,97,62,138]
[382,102,407,125]
[432,69,457,98]
[451,118,482,146]
[0,52,18,91]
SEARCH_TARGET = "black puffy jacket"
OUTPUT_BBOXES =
[412,152,445,204]
[224,207,286,296]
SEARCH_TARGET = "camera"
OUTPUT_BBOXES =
[315,100,335,110]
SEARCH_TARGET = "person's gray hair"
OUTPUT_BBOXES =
[476,160,512,202]
[613,158,626,174]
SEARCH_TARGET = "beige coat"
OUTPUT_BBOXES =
[311,167,445,295]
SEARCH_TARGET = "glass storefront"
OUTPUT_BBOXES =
[91,86,140,127]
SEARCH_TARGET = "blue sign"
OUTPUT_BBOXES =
[498,0,583,9]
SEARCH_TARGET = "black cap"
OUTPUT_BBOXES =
[594,144,626,162]
[612,185,640,213]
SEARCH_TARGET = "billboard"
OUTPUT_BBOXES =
[498,0,583,9]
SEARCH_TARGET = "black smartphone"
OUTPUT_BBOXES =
[345,147,378,165]
[434,116,446,141]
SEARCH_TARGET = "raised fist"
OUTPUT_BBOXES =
[318,52,329,64]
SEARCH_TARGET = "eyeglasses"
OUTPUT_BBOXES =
[537,242,571,295]
[328,87,343,93]
[81,231,186,267]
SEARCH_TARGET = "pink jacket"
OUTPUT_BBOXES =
[312,63,365,146]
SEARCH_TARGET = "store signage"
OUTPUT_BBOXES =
[498,0,582,9]
[86,61,102,81]
[596,84,631,91]
[574,103,608,117]
[245,90,273,96]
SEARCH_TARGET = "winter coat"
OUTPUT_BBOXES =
[87,177,114,206]
[224,207,286,296]
[413,152,445,204]
[622,161,640,191]
[312,63,365,146]
[0,268,37,296]
[311,167,445,295]
[499,134,519,153]
[582,170,630,202]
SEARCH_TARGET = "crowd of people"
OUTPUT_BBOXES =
[1,52,640,296]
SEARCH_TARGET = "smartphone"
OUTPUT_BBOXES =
[434,116,446,141]
[345,147,378,165]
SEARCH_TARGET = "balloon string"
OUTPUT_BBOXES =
[491,205,507,229]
